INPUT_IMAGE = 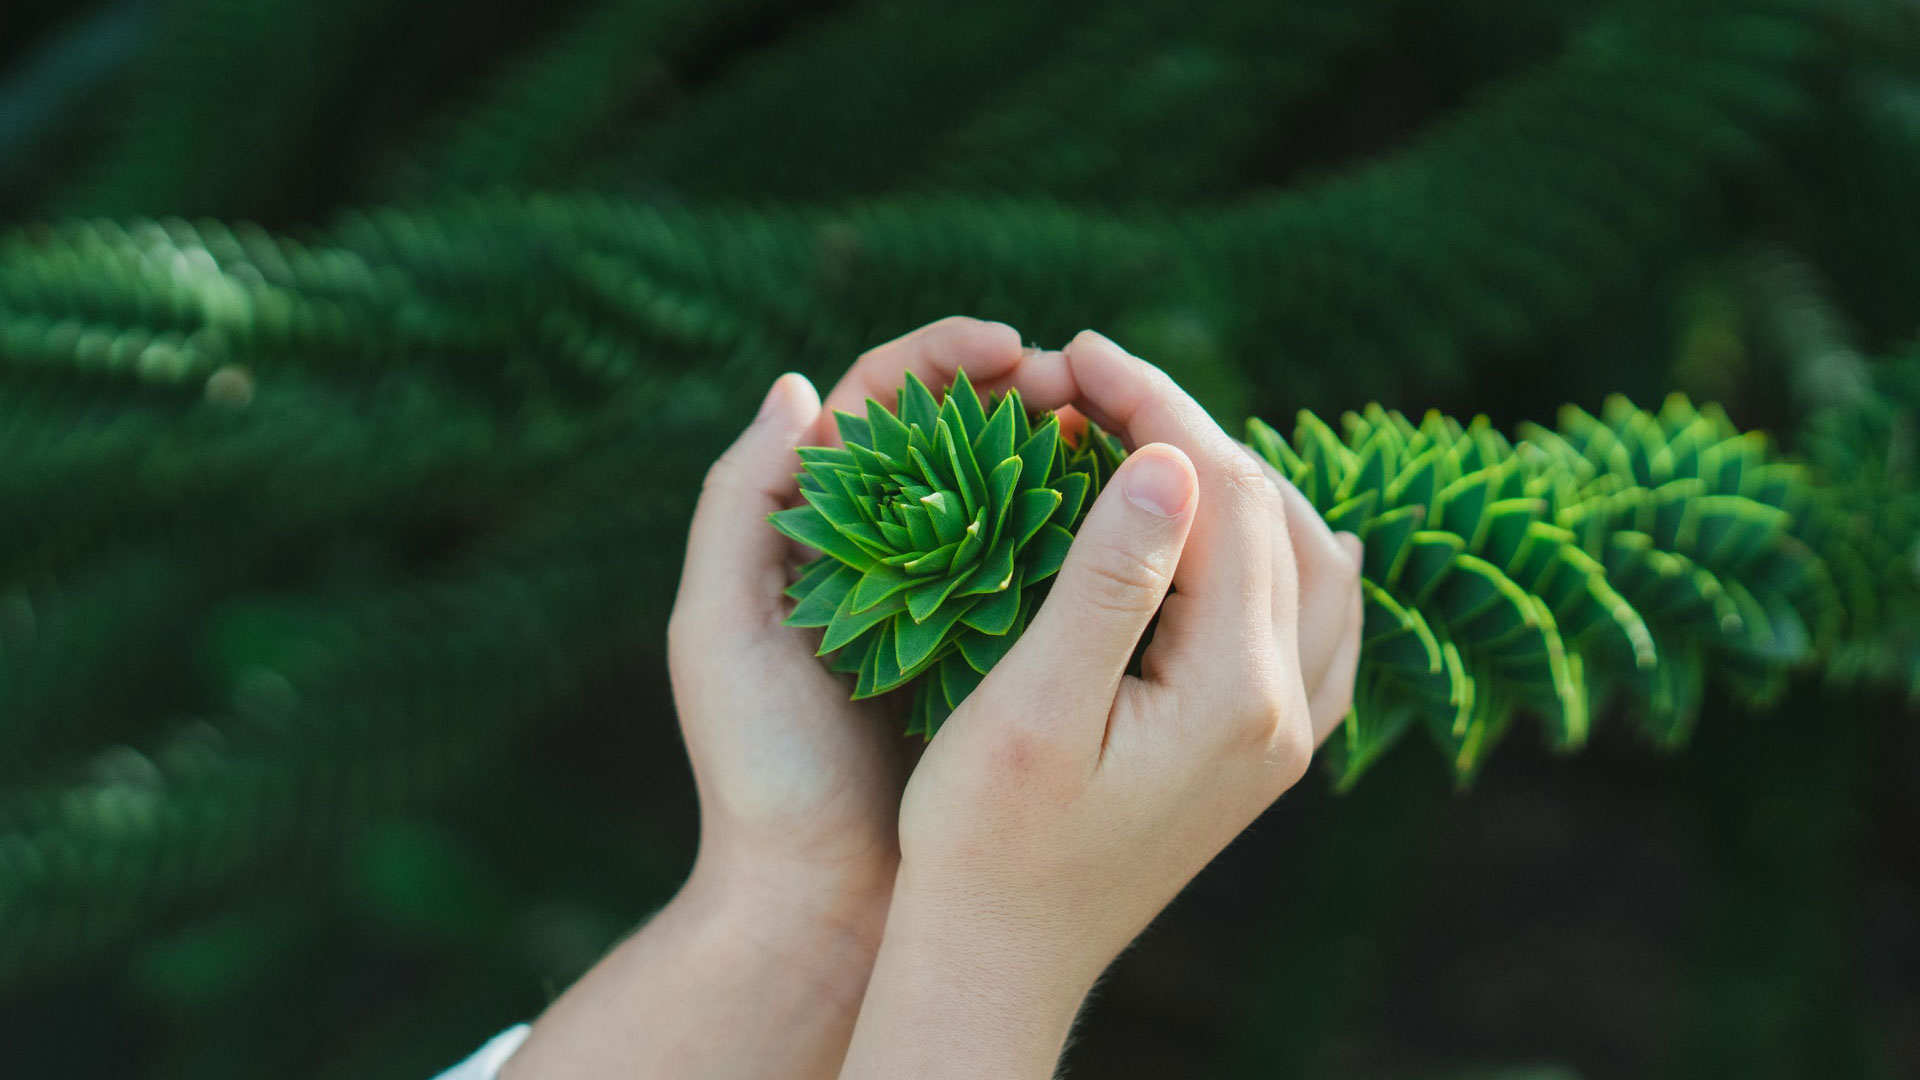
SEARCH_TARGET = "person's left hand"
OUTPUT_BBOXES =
[506,317,1051,1080]
[666,315,1055,934]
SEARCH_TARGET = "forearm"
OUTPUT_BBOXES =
[836,882,1101,1080]
[503,862,888,1080]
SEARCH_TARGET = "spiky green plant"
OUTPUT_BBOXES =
[770,370,1121,735]
[783,376,1909,789]
[1250,395,1837,787]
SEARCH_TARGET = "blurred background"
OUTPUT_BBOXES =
[0,0,1917,1076]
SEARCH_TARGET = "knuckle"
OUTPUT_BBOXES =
[699,452,744,499]
[1219,450,1276,506]
[1320,547,1362,599]
[1231,665,1312,765]
[1232,671,1286,731]
[1252,689,1315,784]
[1072,539,1168,615]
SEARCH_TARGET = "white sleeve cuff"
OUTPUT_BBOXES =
[434,1024,531,1080]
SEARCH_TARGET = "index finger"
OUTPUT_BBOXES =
[1062,330,1284,685]
[813,317,1077,445]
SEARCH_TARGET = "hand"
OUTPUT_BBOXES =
[505,317,1054,1080]
[667,315,1058,928]
[837,329,1365,1079]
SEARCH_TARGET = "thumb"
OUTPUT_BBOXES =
[989,443,1198,732]
[676,373,822,628]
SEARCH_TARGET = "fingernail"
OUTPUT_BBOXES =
[1123,449,1194,518]
[755,374,792,422]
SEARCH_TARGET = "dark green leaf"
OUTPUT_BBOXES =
[896,595,977,672]
[785,563,861,628]
[960,582,1020,635]
[1010,488,1062,550]
[1016,420,1060,495]
[835,411,873,448]
[1021,524,1075,585]
[770,507,878,570]
[821,590,905,654]
[850,564,917,613]
[900,371,941,432]
[867,398,911,462]
[950,368,987,442]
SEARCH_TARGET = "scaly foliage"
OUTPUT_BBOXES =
[1254,396,1837,786]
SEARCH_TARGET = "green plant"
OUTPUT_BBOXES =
[1251,395,1834,787]
[789,373,1916,790]
[771,371,1121,735]
[4,0,1919,1073]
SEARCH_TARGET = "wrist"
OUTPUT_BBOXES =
[504,849,891,1080]
[676,846,893,1000]
[838,872,1101,1080]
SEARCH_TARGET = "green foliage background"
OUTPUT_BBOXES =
[0,0,1916,1076]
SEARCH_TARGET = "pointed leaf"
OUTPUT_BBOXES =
[960,582,1020,635]
[957,535,1017,597]
[785,563,860,628]
[940,652,985,710]
[821,590,904,654]
[850,564,917,613]
[1021,524,1075,585]
[867,398,911,463]
[865,621,910,696]
[1009,488,1063,550]
[896,540,960,575]
[784,556,841,601]
[1050,471,1091,526]
[801,486,861,528]
[939,419,984,516]
[899,372,941,432]
[976,394,1019,473]
[922,489,967,545]
[797,446,856,468]
[901,502,939,551]
[950,369,987,442]
[835,411,872,449]
[959,619,1020,671]
[907,572,968,623]
[770,507,877,570]
[985,457,1023,538]
[896,595,978,672]
[1016,420,1060,495]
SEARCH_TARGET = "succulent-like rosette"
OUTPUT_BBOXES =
[771,370,1123,735]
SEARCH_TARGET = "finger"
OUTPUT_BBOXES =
[1256,454,1362,686]
[1307,566,1365,744]
[677,373,823,631]
[1003,347,1079,411]
[816,317,1023,443]
[985,444,1199,746]
[1051,403,1089,444]
[1063,330,1279,679]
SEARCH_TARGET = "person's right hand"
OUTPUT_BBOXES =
[837,329,1366,1079]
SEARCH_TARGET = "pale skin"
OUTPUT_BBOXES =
[501,317,1364,1080]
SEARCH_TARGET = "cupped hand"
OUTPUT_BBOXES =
[838,329,1365,1079]
[666,316,1050,920]
[507,318,1051,1080]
